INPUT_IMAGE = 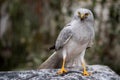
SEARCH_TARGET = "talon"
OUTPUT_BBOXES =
[83,70,91,76]
[57,68,67,74]
[81,63,91,76]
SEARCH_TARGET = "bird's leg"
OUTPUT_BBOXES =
[57,58,67,74]
[81,62,90,76]
[80,49,90,76]
[57,50,67,74]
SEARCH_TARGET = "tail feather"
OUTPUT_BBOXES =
[39,52,62,69]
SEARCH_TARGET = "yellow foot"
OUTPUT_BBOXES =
[82,70,91,76]
[57,68,67,74]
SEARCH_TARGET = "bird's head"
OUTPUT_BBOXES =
[73,8,94,22]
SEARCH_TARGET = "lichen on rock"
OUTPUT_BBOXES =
[0,65,119,80]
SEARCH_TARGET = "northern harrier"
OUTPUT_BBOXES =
[39,8,95,76]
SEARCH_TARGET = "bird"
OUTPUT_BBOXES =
[39,8,95,76]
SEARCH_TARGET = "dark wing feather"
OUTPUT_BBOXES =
[48,45,55,51]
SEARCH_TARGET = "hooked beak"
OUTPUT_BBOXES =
[80,14,85,20]
[78,12,85,20]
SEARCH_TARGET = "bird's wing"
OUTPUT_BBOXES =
[55,27,72,50]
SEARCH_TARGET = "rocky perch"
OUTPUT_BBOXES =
[0,65,119,80]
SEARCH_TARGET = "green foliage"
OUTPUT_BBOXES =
[0,0,40,70]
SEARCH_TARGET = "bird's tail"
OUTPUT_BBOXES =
[38,51,62,69]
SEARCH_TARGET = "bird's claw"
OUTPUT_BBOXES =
[82,70,91,76]
[57,68,67,74]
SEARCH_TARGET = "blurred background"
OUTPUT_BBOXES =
[0,0,120,74]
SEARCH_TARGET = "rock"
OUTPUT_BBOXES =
[0,65,119,80]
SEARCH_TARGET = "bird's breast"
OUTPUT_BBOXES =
[72,26,91,45]
[64,39,88,62]
[64,22,93,61]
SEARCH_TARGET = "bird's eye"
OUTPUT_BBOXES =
[85,13,89,16]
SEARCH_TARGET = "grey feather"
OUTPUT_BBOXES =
[55,26,72,50]
[39,52,62,69]
[39,8,95,69]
